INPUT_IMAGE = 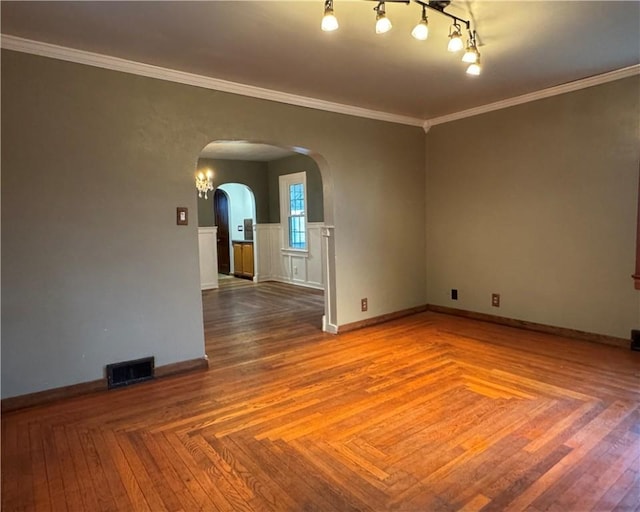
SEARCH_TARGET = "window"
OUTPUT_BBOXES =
[280,172,307,250]
[288,183,306,249]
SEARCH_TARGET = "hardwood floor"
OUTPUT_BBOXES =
[2,281,639,511]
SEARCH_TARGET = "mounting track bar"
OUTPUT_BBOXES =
[367,0,471,29]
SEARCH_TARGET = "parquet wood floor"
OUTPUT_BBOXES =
[2,281,639,511]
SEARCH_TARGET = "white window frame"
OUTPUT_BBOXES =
[279,172,308,252]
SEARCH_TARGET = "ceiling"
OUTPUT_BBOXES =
[199,141,296,161]
[1,1,639,122]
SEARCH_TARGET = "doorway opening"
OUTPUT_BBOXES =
[216,183,256,281]
[194,140,337,334]
[214,189,230,274]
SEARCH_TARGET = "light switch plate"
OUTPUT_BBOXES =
[177,207,188,226]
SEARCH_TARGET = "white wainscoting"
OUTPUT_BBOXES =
[198,227,218,290]
[255,223,324,290]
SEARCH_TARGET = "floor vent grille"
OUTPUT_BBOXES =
[107,356,155,389]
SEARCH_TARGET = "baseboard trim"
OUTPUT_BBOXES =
[427,304,628,348]
[1,378,107,413]
[154,356,209,378]
[338,305,429,333]
[263,276,324,291]
[1,356,210,413]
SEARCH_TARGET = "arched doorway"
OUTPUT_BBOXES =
[195,140,337,332]
[216,183,256,280]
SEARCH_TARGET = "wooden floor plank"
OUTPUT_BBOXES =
[127,430,203,512]
[64,427,101,512]
[28,422,53,512]
[89,428,146,512]
[2,417,21,511]
[2,280,640,511]
[163,431,235,511]
[153,432,223,511]
[40,425,69,512]
[502,399,637,511]
[76,428,120,512]
[51,426,84,511]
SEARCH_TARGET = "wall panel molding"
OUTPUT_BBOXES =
[198,227,218,290]
[256,223,324,290]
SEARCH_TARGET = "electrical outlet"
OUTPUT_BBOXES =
[361,298,368,312]
[492,293,500,307]
[451,289,458,300]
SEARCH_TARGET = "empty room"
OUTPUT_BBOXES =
[1,1,639,510]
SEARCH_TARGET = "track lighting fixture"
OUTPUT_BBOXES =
[374,2,392,34]
[411,5,429,41]
[321,0,339,32]
[320,0,483,75]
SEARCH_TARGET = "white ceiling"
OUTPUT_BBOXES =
[199,141,296,161]
[1,1,638,122]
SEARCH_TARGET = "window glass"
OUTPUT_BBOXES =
[288,183,306,249]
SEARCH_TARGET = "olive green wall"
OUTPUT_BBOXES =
[1,49,426,399]
[267,154,324,223]
[426,75,640,339]
[195,159,269,226]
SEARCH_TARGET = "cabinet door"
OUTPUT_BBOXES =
[233,243,243,276]
[242,243,254,278]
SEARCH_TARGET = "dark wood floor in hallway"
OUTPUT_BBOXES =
[2,280,639,511]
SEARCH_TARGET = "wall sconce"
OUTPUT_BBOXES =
[196,169,214,199]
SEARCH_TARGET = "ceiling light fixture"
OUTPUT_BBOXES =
[321,0,339,32]
[321,0,482,75]
[374,2,392,34]
[196,169,214,199]
[411,5,429,41]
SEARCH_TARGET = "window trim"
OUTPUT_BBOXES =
[279,171,308,251]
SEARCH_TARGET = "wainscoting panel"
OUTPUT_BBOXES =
[306,223,323,287]
[198,227,218,290]
[255,224,279,282]
[255,223,324,290]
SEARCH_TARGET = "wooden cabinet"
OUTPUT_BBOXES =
[233,241,254,279]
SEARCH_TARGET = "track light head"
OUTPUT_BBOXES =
[411,6,429,40]
[462,46,478,63]
[447,22,464,52]
[375,2,392,34]
[466,56,482,75]
[462,31,479,63]
[321,0,339,32]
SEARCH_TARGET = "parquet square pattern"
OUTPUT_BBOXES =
[2,281,639,511]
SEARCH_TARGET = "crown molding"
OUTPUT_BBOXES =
[425,64,640,129]
[0,34,424,128]
[2,34,638,133]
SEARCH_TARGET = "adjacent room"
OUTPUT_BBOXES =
[1,1,639,510]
